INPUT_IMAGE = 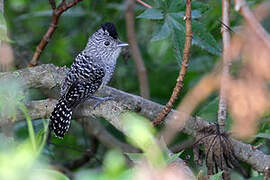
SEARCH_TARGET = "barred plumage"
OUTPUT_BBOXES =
[49,22,128,138]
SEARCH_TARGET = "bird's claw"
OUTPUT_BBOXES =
[91,96,114,109]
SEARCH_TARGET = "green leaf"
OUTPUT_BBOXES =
[191,10,202,18]
[166,14,185,31]
[168,0,185,12]
[192,21,221,56]
[209,171,223,180]
[171,27,185,65]
[255,133,270,140]
[18,103,37,152]
[166,13,220,56]
[153,0,165,7]
[166,151,184,164]
[137,8,164,20]
[165,15,185,64]
[151,21,171,41]
[36,119,49,155]
[192,1,209,12]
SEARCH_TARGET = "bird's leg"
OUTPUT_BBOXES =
[90,96,114,109]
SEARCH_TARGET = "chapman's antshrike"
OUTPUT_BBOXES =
[49,22,128,138]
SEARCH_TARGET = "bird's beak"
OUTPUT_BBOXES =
[117,41,129,47]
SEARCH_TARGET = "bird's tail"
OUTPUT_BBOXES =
[49,98,72,138]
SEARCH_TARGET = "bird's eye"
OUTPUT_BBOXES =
[104,41,110,46]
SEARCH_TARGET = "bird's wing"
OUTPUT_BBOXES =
[61,53,105,98]
[64,78,104,108]
[62,54,105,107]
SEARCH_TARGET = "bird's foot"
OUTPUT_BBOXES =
[91,96,114,109]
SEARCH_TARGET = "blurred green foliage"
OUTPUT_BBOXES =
[0,78,68,179]
[1,0,270,179]
[0,12,12,43]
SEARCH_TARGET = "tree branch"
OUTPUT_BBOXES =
[1,64,270,172]
[29,0,83,67]
[153,0,192,126]
[125,0,150,99]
[218,0,231,133]
[136,0,152,8]
[48,0,56,10]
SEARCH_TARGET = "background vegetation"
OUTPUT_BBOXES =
[0,0,270,179]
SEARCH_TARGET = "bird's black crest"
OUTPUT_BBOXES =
[101,22,118,39]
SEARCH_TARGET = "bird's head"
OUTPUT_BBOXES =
[84,22,128,63]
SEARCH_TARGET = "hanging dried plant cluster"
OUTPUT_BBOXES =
[193,124,248,180]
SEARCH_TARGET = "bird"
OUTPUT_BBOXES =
[49,22,128,138]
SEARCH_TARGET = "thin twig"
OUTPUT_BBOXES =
[153,0,193,126]
[136,0,152,8]
[162,73,220,144]
[29,0,83,67]
[125,0,150,99]
[218,0,231,133]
